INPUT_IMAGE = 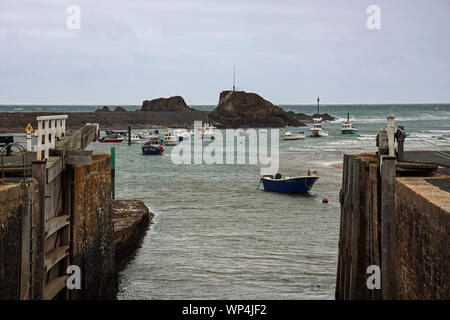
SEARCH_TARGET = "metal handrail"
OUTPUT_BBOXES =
[1,143,30,179]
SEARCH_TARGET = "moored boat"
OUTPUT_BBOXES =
[164,133,179,146]
[341,113,358,134]
[259,170,319,194]
[99,134,124,143]
[239,121,250,136]
[105,130,128,137]
[309,96,328,137]
[309,118,328,137]
[130,134,148,144]
[174,129,192,141]
[141,136,165,155]
[239,130,250,137]
[282,131,305,140]
[202,122,216,140]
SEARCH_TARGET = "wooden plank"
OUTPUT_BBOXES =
[45,215,69,238]
[335,154,348,299]
[349,156,360,299]
[380,156,397,299]
[355,160,368,299]
[31,160,46,299]
[43,275,68,300]
[338,154,350,299]
[20,179,33,300]
[343,155,354,300]
[46,157,63,183]
[44,245,69,273]
[370,162,382,300]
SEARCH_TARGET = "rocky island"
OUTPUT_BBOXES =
[208,90,305,128]
[288,111,337,123]
[0,93,338,132]
[141,96,195,111]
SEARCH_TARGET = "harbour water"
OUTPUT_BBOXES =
[4,104,450,299]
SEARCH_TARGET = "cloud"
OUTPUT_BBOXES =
[0,0,449,104]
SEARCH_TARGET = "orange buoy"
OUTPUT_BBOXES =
[322,197,329,203]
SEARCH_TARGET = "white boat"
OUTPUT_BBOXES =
[341,113,358,134]
[159,128,172,135]
[309,118,329,137]
[164,133,179,146]
[201,123,216,140]
[309,96,328,137]
[130,134,148,144]
[282,131,305,140]
[173,129,192,141]
[138,131,154,138]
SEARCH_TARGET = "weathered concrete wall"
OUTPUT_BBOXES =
[70,153,116,299]
[112,200,152,272]
[0,178,40,300]
[396,177,450,299]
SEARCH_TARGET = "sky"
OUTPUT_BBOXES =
[0,0,449,105]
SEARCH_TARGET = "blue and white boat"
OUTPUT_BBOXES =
[260,170,319,194]
[130,134,148,144]
[141,136,165,155]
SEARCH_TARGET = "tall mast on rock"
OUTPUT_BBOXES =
[317,96,320,115]
[233,65,236,92]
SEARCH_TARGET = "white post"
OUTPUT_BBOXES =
[26,130,32,152]
[386,114,395,157]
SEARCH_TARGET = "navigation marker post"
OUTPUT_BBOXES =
[25,123,33,152]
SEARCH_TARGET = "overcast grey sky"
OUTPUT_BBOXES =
[0,0,449,105]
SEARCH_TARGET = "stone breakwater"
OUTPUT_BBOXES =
[112,200,153,272]
[0,111,210,133]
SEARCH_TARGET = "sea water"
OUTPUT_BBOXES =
[4,104,450,299]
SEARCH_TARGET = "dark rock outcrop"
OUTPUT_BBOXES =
[0,111,210,133]
[208,90,305,128]
[288,112,337,123]
[95,106,110,112]
[114,106,127,112]
[141,96,192,111]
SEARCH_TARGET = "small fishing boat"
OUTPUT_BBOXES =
[259,170,319,194]
[309,96,328,137]
[341,113,358,134]
[141,136,165,155]
[239,120,250,136]
[159,128,172,135]
[239,130,250,137]
[282,131,305,140]
[164,133,179,146]
[309,118,329,137]
[202,122,216,140]
[130,134,148,144]
[105,130,128,137]
[174,129,192,141]
[99,134,124,143]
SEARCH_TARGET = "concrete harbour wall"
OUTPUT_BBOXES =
[70,153,116,299]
